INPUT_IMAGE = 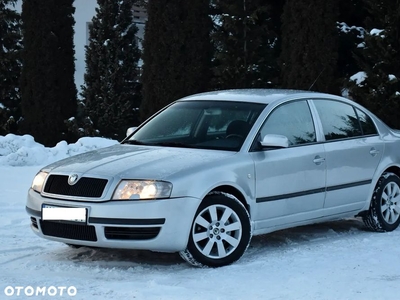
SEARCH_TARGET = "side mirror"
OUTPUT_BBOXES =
[260,134,289,148]
[126,127,138,137]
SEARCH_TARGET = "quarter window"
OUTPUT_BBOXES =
[259,100,316,146]
[314,100,362,141]
[356,108,378,135]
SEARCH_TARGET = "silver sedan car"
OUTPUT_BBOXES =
[26,89,400,267]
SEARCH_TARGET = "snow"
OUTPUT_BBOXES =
[0,134,117,166]
[370,28,385,38]
[337,22,364,39]
[1,135,400,299]
[341,88,349,98]
[350,71,367,86]
[357,42,365,48]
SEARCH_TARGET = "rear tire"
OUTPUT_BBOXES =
[180,193,251,267]
[363,173,400,232]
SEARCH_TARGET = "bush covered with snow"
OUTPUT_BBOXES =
[0,134,118,166]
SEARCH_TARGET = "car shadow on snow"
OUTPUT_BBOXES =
[62,247,184,269]
[47,218,369,268]
[243,218,369,259]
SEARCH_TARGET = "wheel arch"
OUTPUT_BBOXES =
[207,185,250,215]
[181,186,253,267]
[382,166,400,178]
[360,165,400,214]
[362,169,400,231]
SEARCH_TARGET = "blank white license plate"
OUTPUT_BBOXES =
[42,204,87,223]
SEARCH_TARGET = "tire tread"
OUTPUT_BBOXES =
[362,172,400,232]
[179,192,252,267]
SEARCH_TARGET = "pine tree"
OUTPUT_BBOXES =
[140,0,213,121]
[20,0,77,146]
[347,0,400,129]
[0,0,22,135]
[211,0,283,89]
[339,0,366,27]
[81,0,141,140]
[280,0,339,93]
[337,0,368,81]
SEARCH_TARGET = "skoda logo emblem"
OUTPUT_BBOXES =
[68,174,79,185]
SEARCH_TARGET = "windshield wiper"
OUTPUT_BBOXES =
[123,139,147,145]
[151,142,195,148]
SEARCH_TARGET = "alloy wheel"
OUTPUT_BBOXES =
[380,181,400,224]
[192,204,242,259]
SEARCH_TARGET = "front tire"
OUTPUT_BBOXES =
[180,193,251,267]
[363,173,400,232]
[65,243,82,249]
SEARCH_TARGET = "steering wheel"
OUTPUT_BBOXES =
[226,134,244,139]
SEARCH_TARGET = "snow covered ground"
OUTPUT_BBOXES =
[1,134,399,299]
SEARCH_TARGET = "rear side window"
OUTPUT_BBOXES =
[355,108,378,135]
[313,100,362,141]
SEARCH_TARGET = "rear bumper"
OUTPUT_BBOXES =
[26,189,201,252]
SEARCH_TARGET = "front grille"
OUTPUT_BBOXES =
[40,221,97,241]
[44,175,107,198]
[104,227,161,240]
[31,217,38,229]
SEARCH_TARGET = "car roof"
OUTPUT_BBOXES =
[177,88,392,135]
[178,89,346,105]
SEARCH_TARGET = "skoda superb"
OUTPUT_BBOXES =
[26,89,400,267]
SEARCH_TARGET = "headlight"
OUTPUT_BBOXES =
[31,171,48,192]
[112,180,173,200]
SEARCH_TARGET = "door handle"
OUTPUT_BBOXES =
[313,155,325,165]
[369,148,380,157]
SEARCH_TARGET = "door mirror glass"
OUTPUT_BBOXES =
[126,127,138,137]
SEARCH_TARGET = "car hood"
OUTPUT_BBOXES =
[42,144,235,180]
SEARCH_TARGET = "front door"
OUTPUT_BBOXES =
[250,100,326,230]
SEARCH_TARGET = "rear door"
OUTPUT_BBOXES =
[311,99,383,215]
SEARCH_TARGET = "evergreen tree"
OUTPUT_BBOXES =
[81,0,141,140]
[140,0,212,121]
[337,0,368,81]
[0,0,22,135]
[338,0,367,27]
[348,0,400,129]
[211,0,283,89]
[280,0,339,93]
[337,23,365,83]
[20,0,77,146]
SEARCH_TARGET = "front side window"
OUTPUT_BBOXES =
[259,100,316,146]
[313,100,362,141]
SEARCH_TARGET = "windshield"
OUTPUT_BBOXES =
[125,100,265,151]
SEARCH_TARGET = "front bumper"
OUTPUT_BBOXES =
[26,189,201,252]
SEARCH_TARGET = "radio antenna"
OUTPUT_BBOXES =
[308,67,326,91]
